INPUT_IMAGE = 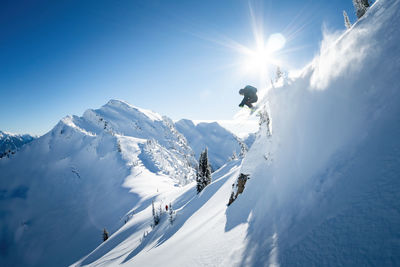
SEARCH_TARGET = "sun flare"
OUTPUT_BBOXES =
[241,33,286,76]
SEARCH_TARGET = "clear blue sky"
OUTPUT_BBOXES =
[1,0,356,135]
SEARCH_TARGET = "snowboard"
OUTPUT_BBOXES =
[242,105,258,115]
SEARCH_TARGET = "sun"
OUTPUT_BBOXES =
[267,33,286,53]
[241,33,286,76]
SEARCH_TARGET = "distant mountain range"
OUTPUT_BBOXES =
[175,119,255,170]
[0,131,36,158]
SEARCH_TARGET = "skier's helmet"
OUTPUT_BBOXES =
[239,89,245,95]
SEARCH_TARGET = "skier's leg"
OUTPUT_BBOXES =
[245,101,253,108]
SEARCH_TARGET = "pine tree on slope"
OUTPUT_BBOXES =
[169,202,175,225]
[353,0,371,19]
[152,200,160,226]
[103,228,109,242]
[343,10,352,29]
[196,148,212,193]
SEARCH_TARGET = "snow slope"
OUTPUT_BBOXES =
[75,0,400,266]
[73,159,245,267]
[0,100,197,267]
[0,131,36,158]
[175,119,251,170]
[237,0,400,264]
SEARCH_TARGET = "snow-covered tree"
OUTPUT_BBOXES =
[257,107,271,137]
[152,200,160,226]
[117,140,122,153]
[103,228,109,242]
[229,151,238,161]
[196,148,212,193]
[275,66,283,82]
[168,202,175,225]
[343,10,352,29]
[232,135,248,158]
[361,0,371,7]
[353,0,370,19]
[239,140,248,158]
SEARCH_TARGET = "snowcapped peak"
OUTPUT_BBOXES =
[105,99,131,107]
[104,99,163,122]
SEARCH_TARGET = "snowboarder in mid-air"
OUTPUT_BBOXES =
[238,85,258,109]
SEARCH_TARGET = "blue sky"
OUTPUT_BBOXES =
[1,0,356,135]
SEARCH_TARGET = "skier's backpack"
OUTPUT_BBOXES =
[245,85,257,93]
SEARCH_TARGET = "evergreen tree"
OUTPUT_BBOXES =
[239,140,248,158]
[152,200,160,225]
[233,135,248,158]
[196,148,212,193]
[361,0,370,8]
[103,228,109,242]
[168,202,175,225]
[353,0,370,19]
[343,10,352,29]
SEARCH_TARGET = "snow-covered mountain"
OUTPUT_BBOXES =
[0,100,197,267]
[0,131,36,158]
[175,119,251,170]
[72,0,400,266]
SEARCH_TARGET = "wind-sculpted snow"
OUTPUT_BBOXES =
[75,1,400,266]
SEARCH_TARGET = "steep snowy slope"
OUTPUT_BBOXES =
[0,131,36,158]
[0,100,196,267]
[175,119,250,170]
[228,0,400,265]
[76,0,400,266]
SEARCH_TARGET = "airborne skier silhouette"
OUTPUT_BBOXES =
[238,85,258,109]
